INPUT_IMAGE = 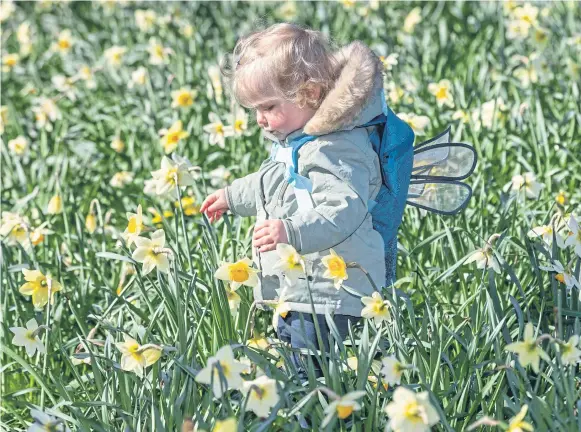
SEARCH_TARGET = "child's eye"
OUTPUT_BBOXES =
[264,105,274,112]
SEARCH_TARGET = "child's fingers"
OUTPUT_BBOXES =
[200,195,215,213]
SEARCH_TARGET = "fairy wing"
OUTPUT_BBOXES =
[406,127,477,215]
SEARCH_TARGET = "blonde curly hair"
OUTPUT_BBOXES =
[221,23,338,110]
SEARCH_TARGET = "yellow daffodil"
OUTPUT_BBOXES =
[241,375,280,418]
[272,244,305,284]
[132,229,170,275]
[171,87,197,108]
[195,345,247,398]
[215,257,259,289]
[325,391,365,421]
[115,335,162,377]
[103,45,127,67]
[159,120,189,154]
[505,323,550,373]
[128,66,148,88]
[8,136,28,155]
[397,112,430,135]
[506,405,534,432]
[10,318,46,357]
[555,190,567,206]
[47,194,63,215]
[149,155,196,196]
[85,212,97,234]
[110,136,125,152]
[174,196,199,216]
[122,204,145,246]
[428,79,454,108]
[403,7,422,33]
[212,418,237,432]
[203,112,227,148]
[321,249,348,289]
[148,207,174,225]
[361,291,391,325]
[385,387,440,431]
[19,268,62,309]
[560,335,581,366]
[381,355,406,386]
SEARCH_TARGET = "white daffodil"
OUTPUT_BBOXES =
[385,387,440,432]
[471,97,506,131]
[272,244,305,285]
[203,112,227,148]
[505,322,550,373]
[134,9,157,32]
[149,155,196,196]
[539,260,581,290]
[506,172,544,199]
[564,214,581,258]
[361,291,391,325]
[10,318,46,357]
[148,37,172,65]
[115,335,162,377]
[8,135,28,156]
[32,97,61,132]
[51,29,74,55]
[380,355,406,386]
[223,106,250,138]
[242,375,280,418]
[209,166,232,188]
[321,249,348,289]
[128,66,148,88]
[195,345,247,398]
[464,234,502,274]
[215,257,259,290]
[110,171,134,188]
[323,391,365,424]
[226,284,241,315]
[428,79,454,108]
[527,223,565,248]
[560,335,581,366]
[51,75,77,101]
[397,112,430,135]
[132,229,170,275]
[379,53,399,71]
[76,65,97,89]
[122,204,145,246]
[271,288,292,330]
[403,7,422,33]
[0,212,30,245]
[103,45,127,67]
[506,19,531,40]
[28,408,71,432]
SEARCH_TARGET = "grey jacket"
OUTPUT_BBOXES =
[225,42,386,316]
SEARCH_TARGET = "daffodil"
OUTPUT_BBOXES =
[527,223,565,248]
[397,112,430,135]
[135,9,157,32]
[452,109,470,124]
[321,248,348,289]
[8,136,28,155]
[506,172,544,199]
[115,335,162,377]
[464,246,501,274]
[212,418,237,432]
[0,0,15,23]
[271,291,292,330]
[471,97,506,131]
[275,1,297,20]
[9,318,46,357]
[505,323,550,373]
[403,7,422,33]
[103,45,127,67]
[76,65,97,89]
[506,405,534,432]
[17,22,32,56]
[51,29,74,55]
[110,171,134,188]
[149,155,196,196]
[19,268,62,309]
[559,335,581,366]
[381,355,406,386]
[123,204,145,246]
[128,66,148,88]
[171,87,197,109]
[214,257,259,289]
[148,37,172,65]
[361,291,391,325]
[564,214,581,258]
[110,136,125,152]
[51,75,77,101]
[272,244,305,285]
[85,211,97,234]
[512,3,539,26]
[555,190,567,206]
[226,284,241,314]
[506,19,531,40]
[28,408,71,432]
[385,387,440,432]
[428,79,454,108]
[203,112,227,148]
[209,166,231,188]
[223,106,250,138]
[0,212,29,245]
[323,391,365,424]
[195,345,247,398]
[159,120,190,154]
[180,22,195,38]
[379,53,399,71]
[32,97,61,132]
[539,260,581,290]
[2,52,19,72]
[47,194,63,215]
[241,375,280,418]
[175,196,199,216]
[132,229,170,275]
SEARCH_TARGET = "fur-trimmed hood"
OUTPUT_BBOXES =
[303,41,384,136]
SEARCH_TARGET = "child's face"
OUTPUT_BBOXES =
[254,99,317,140]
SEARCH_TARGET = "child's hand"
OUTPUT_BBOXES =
[253,219,288,252]
[200,189,229,223]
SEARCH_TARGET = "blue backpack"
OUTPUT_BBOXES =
[272,99,477,286]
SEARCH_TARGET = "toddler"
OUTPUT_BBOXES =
[200,23,388,379]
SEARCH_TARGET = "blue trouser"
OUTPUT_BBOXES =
[276,312,361,380]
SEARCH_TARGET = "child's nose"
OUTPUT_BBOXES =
[256,111,267,128]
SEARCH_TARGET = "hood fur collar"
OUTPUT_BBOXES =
[303,41,384,136]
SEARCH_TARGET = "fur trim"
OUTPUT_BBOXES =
[303,41,383,136]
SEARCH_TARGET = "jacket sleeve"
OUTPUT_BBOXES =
[225,172,259,217]
[282,136,374,255]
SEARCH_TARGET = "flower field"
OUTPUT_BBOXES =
[1,1,581,431]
